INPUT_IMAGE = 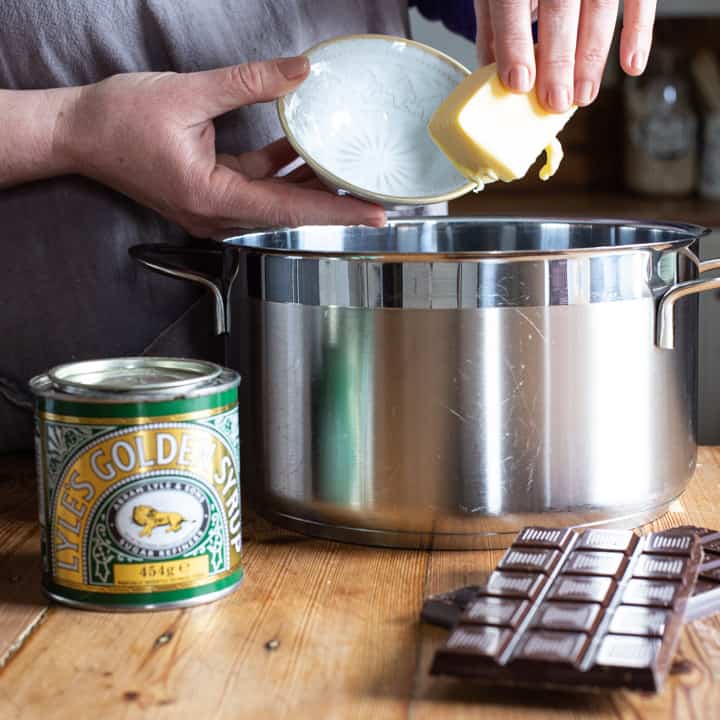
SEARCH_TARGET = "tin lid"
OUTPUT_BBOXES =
[47,357,223,395]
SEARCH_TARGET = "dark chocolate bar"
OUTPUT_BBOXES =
[430,526,702,692]
[420,526,720,631]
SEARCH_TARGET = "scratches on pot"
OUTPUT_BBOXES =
[441,404,468,423]
[525,443,543,494]
[503,358,528,402]
[526,463,536,493]
[513,308,547,341]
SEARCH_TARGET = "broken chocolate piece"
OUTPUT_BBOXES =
[672,526,720,623]
[420,585,481,629]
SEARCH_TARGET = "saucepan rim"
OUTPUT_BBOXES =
[222,216,709,259]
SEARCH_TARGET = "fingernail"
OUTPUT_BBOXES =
[507,65,532,92]
[575,80,595,106]
[278,56,309,80]
[630,50,646,74]
[547,86,571,112]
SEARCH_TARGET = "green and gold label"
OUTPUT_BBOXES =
[36,392,242,606]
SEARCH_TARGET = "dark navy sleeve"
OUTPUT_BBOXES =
[410,2,539,44]
[410,0,476,43]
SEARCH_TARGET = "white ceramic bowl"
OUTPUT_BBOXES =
[278,34,474,207]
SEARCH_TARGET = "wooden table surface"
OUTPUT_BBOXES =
[2,451,720,719]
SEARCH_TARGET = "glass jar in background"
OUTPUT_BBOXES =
[624,48,698,196]
[700,113,720,199]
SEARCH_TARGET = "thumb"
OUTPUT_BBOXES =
[181,56,310,120]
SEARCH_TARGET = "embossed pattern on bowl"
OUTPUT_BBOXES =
[278,34,474,206]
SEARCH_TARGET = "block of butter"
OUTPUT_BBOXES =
[428,63,577,189]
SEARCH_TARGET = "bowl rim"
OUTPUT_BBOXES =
[276,33,476,206]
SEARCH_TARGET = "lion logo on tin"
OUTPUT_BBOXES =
[132,504,187,537]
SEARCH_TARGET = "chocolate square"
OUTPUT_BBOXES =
[562,551,627,578]
[659,525,720,544]
[514,527,574,550]
[595,635,661,669]
[574,529,638,554]
[547,575,616,605]
[498,548,560,574]
[482,571,545,600]
[463,596,529,629]
[608,606,669,637]
[644,531,696,556]
[634,554,687,581]
[623,579,679,608]
[532,601,603,633]
[512,630,590,668]
[445,625,512,658]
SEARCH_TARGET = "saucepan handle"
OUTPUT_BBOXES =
[128,243,239,365]
[657,234,719,350]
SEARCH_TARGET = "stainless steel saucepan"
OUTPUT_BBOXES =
[130,218,720,549]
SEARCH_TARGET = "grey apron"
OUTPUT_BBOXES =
[0,0,411,451]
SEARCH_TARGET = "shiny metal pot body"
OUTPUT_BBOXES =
[132,219,720,548]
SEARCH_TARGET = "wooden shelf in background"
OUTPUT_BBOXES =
[449,191,720,228]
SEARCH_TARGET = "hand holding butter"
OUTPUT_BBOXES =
[428,62,576,191]
[279,7,658,209]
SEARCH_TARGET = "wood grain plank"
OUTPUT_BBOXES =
[0,528,46,670]
[0,455,48,671]
[698,446,720,469]
[0,532,427,720]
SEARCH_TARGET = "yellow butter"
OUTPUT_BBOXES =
[428,63,577,188]
[539,138,564,181]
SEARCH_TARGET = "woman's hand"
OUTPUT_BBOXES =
[59,57,386,236]
[475,1,657,111]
